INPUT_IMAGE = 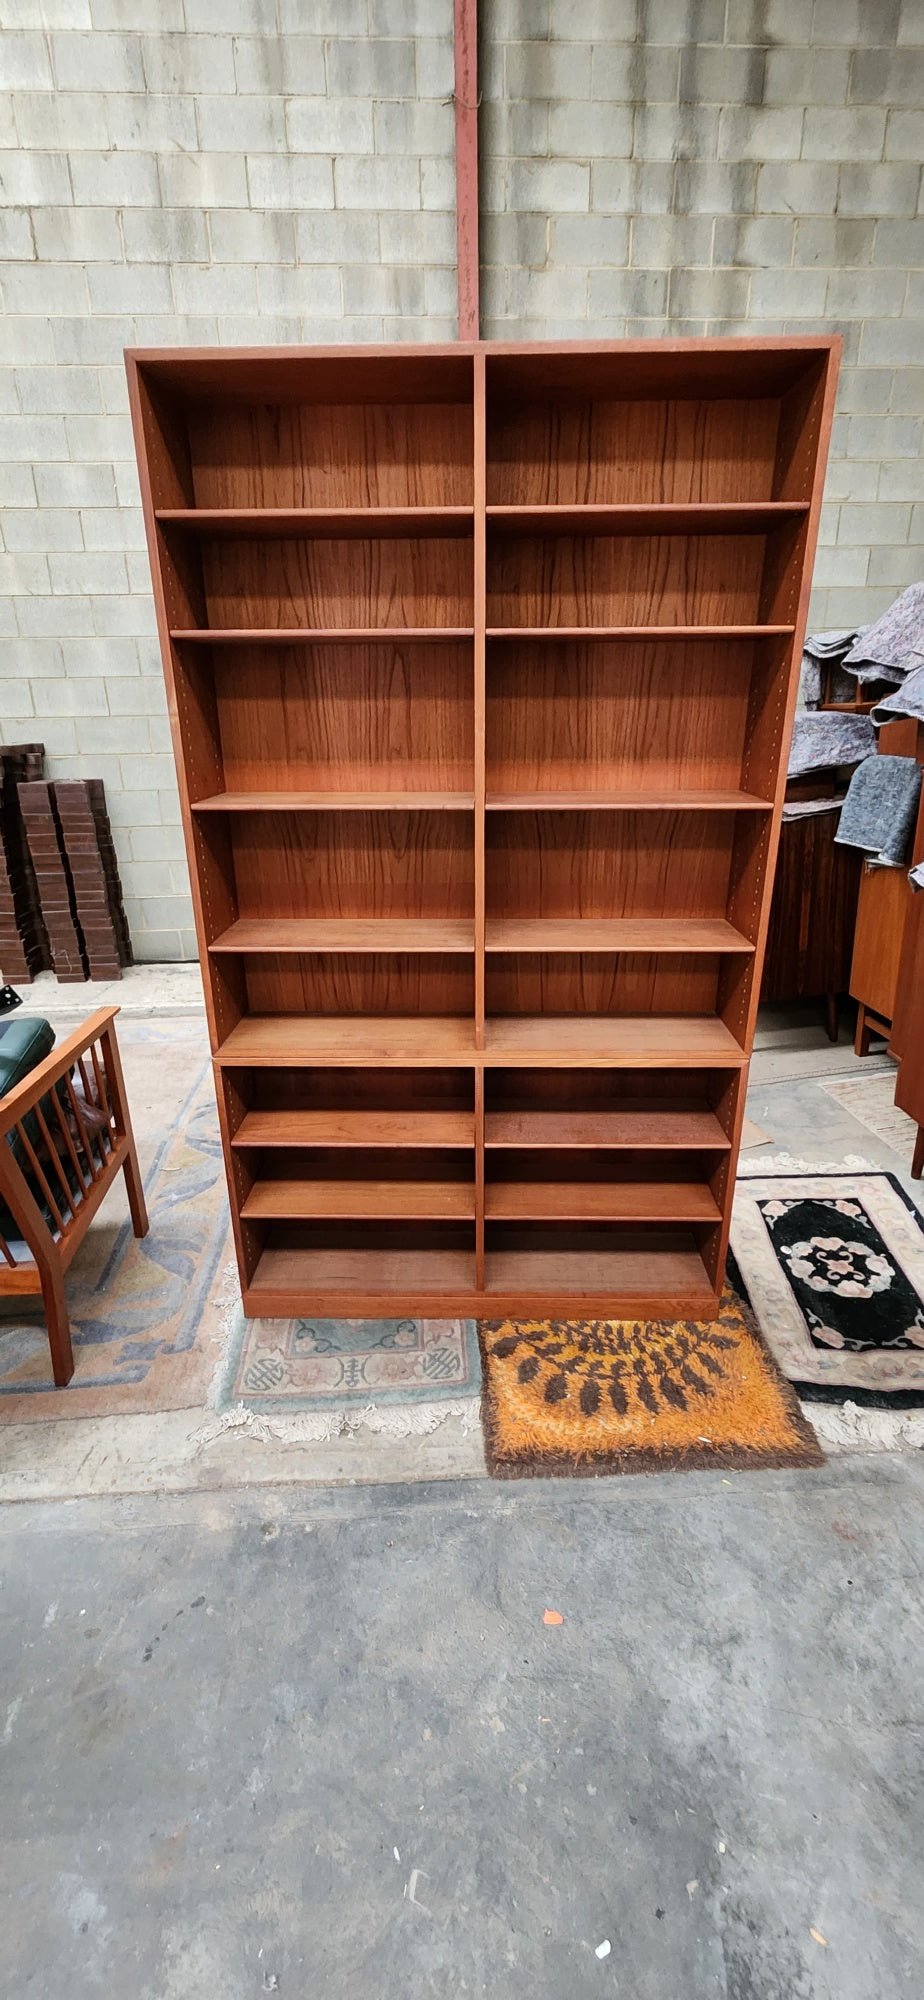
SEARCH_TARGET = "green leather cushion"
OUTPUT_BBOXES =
[0,1015,55,1098]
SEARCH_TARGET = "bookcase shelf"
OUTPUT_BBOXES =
[129,337,838,1318]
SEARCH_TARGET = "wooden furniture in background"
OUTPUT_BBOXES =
[761,798,862,1041]
[127,338,838,1320]
[0,1007,148,1385]
[850,717,924,1056]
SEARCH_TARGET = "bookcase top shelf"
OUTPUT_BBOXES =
[128,335,838,1319]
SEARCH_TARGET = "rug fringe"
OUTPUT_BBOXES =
[804,1398,924,1453]
[193,1397,481,1450]
[736,1151,874,1176]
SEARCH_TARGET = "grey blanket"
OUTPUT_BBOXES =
[842,582,924,677]
[835,754,922,867]
[871,665,924,728]
[788,710,875,778]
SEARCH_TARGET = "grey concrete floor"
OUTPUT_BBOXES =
[2,1460,923,1999]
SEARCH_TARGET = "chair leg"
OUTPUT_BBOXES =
[122,1139,149,1240]
[41,1261,74,1387]
[825,992,839,1044]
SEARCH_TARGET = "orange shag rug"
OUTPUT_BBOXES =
[479,1286,822,1479]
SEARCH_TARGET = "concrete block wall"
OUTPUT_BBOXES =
[0,0,456,961]
[483,0,924,635]
[1,0,923,960]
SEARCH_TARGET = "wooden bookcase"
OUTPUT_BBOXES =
[127,337,838,1320]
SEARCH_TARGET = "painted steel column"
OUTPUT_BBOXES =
[453,0,479,340]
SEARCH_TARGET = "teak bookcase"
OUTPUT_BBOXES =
[127,337,838,1320]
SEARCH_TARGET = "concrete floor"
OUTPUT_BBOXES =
[2,1460,923,1999]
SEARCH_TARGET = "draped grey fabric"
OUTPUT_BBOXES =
[788,709,875,778]
[835,754,922,867]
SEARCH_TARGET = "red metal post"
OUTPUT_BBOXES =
[453,0,479,340]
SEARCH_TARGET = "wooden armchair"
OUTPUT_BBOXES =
[0,1007,148,1386]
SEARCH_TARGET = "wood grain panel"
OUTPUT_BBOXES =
[485,953,720,1018]
[486,533,766,627]
[229,810,474,919]
[241,952,473,1018]
[201,535,473,630]
[233,1110,474,1148]
[486,398,780,505]
[485,810,734,919]
[188,401,474,508]
[485,637,756,795]
[248,1067,475,1115]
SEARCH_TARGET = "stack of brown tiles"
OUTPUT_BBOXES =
[18,780,87,982]
[52,781,131,979]
[0,746,51,982]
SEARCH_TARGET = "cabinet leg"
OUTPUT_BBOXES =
[825,993,839,1044]
[912,1127,924,1181]
[42,1265,74,1387]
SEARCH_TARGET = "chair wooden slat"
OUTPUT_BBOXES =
[51,1089,90,1194]
[16,1122,65,1235]
[0,1227,17,1270]
[33,1101,76,1220]
[64,1073,101,1183]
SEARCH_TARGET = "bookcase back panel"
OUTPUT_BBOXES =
[487,533,766,628]
[486,638,758,794]
[230,811,474,919]
[486,397,780,506]
[214,641,474,793]
[486,811,735,918]
[241,953,473,1018]
[485,953,721,1018]
[200,535,473,630]
[246,1068,475,1115]
[485,1067,738,1118]
[187,401,474,509]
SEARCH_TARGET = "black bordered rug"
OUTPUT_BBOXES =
[730,1164,924,1399]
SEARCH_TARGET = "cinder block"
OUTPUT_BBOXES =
[158,151,249,207]
[334,156,419,210]
[298,210,380,263]
[415,36,454,98]
[591,44,678,103]
[48,551,129,594]
[727,0,812,36]
[548,0,637,34]
[0,317,55,365]
[718,107,804,162]
[207,209,296,264]
[0,151,73,203]
[52,315,134,364]
[121,209,209,263]
[2,264,91,315]
[342,265,424,315]
[481,212,548,268]
[835,369,893,414]
[51,29,144,91]
[13,89,108,148]
[0,209,35,260]
[378,211,454,264]
[867,544,924,586]
[507,159,589,214]
[548,102,632,158]
[552,213,630,267]
[763,47,850,104]
[679,44,766,106]
[0,414,68,461]
[813,0,900,43]
[256,266,342,315]
[2,31,54,88]
[802,108,887,160]
[106,94,198,151]
[878,458,924,500]
[140,32,235,93]
[424,266,456,316]
[851,47,924,105]
[481,100,550,160]
[848,415,922,458]
[70,150,160,204]
[633,105,719,162]
[16,366,101,415]
[859,318,924,366]
[838,165,920,217]
[671,161,757,214]
[0,467,38,507]
[757,162,838,214]
[812,546,869,587]
[712,216,793,267]
[32,676,109,716]
[286,96,373,154]
[420,156,454,210]
[794,219,875,267]
[505,41,593,99]
[91,0,185,25]
[826,270,907,318]
[247,154,333,209]
[509,267,591,318]
[34,462,115,507]
[81,507,147,551]
[588,268,669,317]
[197,95,286,153]
[885,110,924,159]
[373,100,452,155]
[32,207,122,261]
[0,551,50,593]
[171,266,258,312]
[669,269,750,318]
[325,37,415,98]
[890,368,924,412]
[87,265,173,314]
[873,219,924,266]
[837,502,912,545]
[183,0,276,28]
[749,269,828,317]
